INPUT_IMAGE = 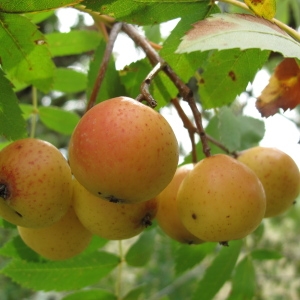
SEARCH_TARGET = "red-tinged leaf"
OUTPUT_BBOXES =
[256,58,300,117]
[176,14,300,60]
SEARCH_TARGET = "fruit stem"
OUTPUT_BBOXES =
[116,240,124,300]
[86,22,123,112]
[171,98,235,156]
[136,62,167,108]
[30,86,38,138]
[122,23,211,157]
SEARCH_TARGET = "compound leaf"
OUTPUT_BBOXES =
[0,70,27,140]
[0,13,55,92]
[1,251,119,291]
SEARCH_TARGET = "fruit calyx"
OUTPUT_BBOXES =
[0,183,9,200]
[141,213,153,227]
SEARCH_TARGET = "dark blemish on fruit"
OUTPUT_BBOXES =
[105,195,123,203]
[219,241,229,247]
[0,184,9,199]
[15,211,23,218]
[192,213,197,220]
[141,213,152,227]
[226,215,230,218]
[98,192,102,195]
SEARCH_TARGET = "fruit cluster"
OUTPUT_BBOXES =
[0,96,299,261]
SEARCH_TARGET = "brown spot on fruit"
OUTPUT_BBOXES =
[192,213,197,220]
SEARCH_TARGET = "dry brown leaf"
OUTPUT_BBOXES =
[256,58,300,117]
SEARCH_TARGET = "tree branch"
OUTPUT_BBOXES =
[86,22,122,112]
[122,23,211,157]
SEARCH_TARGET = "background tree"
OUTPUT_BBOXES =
[0,0,300,299]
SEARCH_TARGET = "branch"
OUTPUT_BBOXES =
[86,22,122,112]
[171,98,235,156]
[122,23,211,158]
[136,62,166,108]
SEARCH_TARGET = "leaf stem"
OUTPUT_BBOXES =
[219,0,300,42]
[30,86,38,138]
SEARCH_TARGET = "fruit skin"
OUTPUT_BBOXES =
[156,164,203,244]
[0,138,73,228]
[237,147,300,218]
[72,178,158,240]
[177,154,266,242]
[18,206,92,261]
[68,96,179,204]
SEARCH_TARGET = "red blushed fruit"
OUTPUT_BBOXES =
[68,96,179,204]
[0,138,73,228]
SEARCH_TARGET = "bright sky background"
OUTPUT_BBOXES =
[56,8,300,167]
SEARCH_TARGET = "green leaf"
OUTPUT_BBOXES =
[39,106,80,135]
[125,229,156,267]
[152,3,219,106]
[82,0,214,25]
[227,256,256,300]
[83,235,109,254]
[218,107,241,152]
[217,107,265,152]
[53,68,87,93]
[87,40,126,103]
[0,70,27,140]
[25,10,55,25]
[174,242,216,275]
[47,30,102,57]
[0,218,15,228]
[0,13,55,92]
[61,290,117,300]
[123,285,147,300]
[177,13,300,60]
[191,240,243,300]
[120,59,152,99]
[0,235,41,262]
[1,251,119,291]
[251,249,283,260]
[19,104,34,120]
[0,0,82,13]
[238,115,265,150]
[199,49,269,108]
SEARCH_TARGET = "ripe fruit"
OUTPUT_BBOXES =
[0,138,73,228]
[156,164,203,244]
[18,207,92,260]
[68,96,179,204]
[177,154,266,243]
[237,146,300,218]
[72,178,158,240]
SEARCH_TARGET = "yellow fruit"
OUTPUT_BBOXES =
[156,164,203,244]
[72,179,158,240]
[68,96,179,204]
[18,206,92,260]
[237,147,300,218]
[177,154,266,242]
[0,138,73,228]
